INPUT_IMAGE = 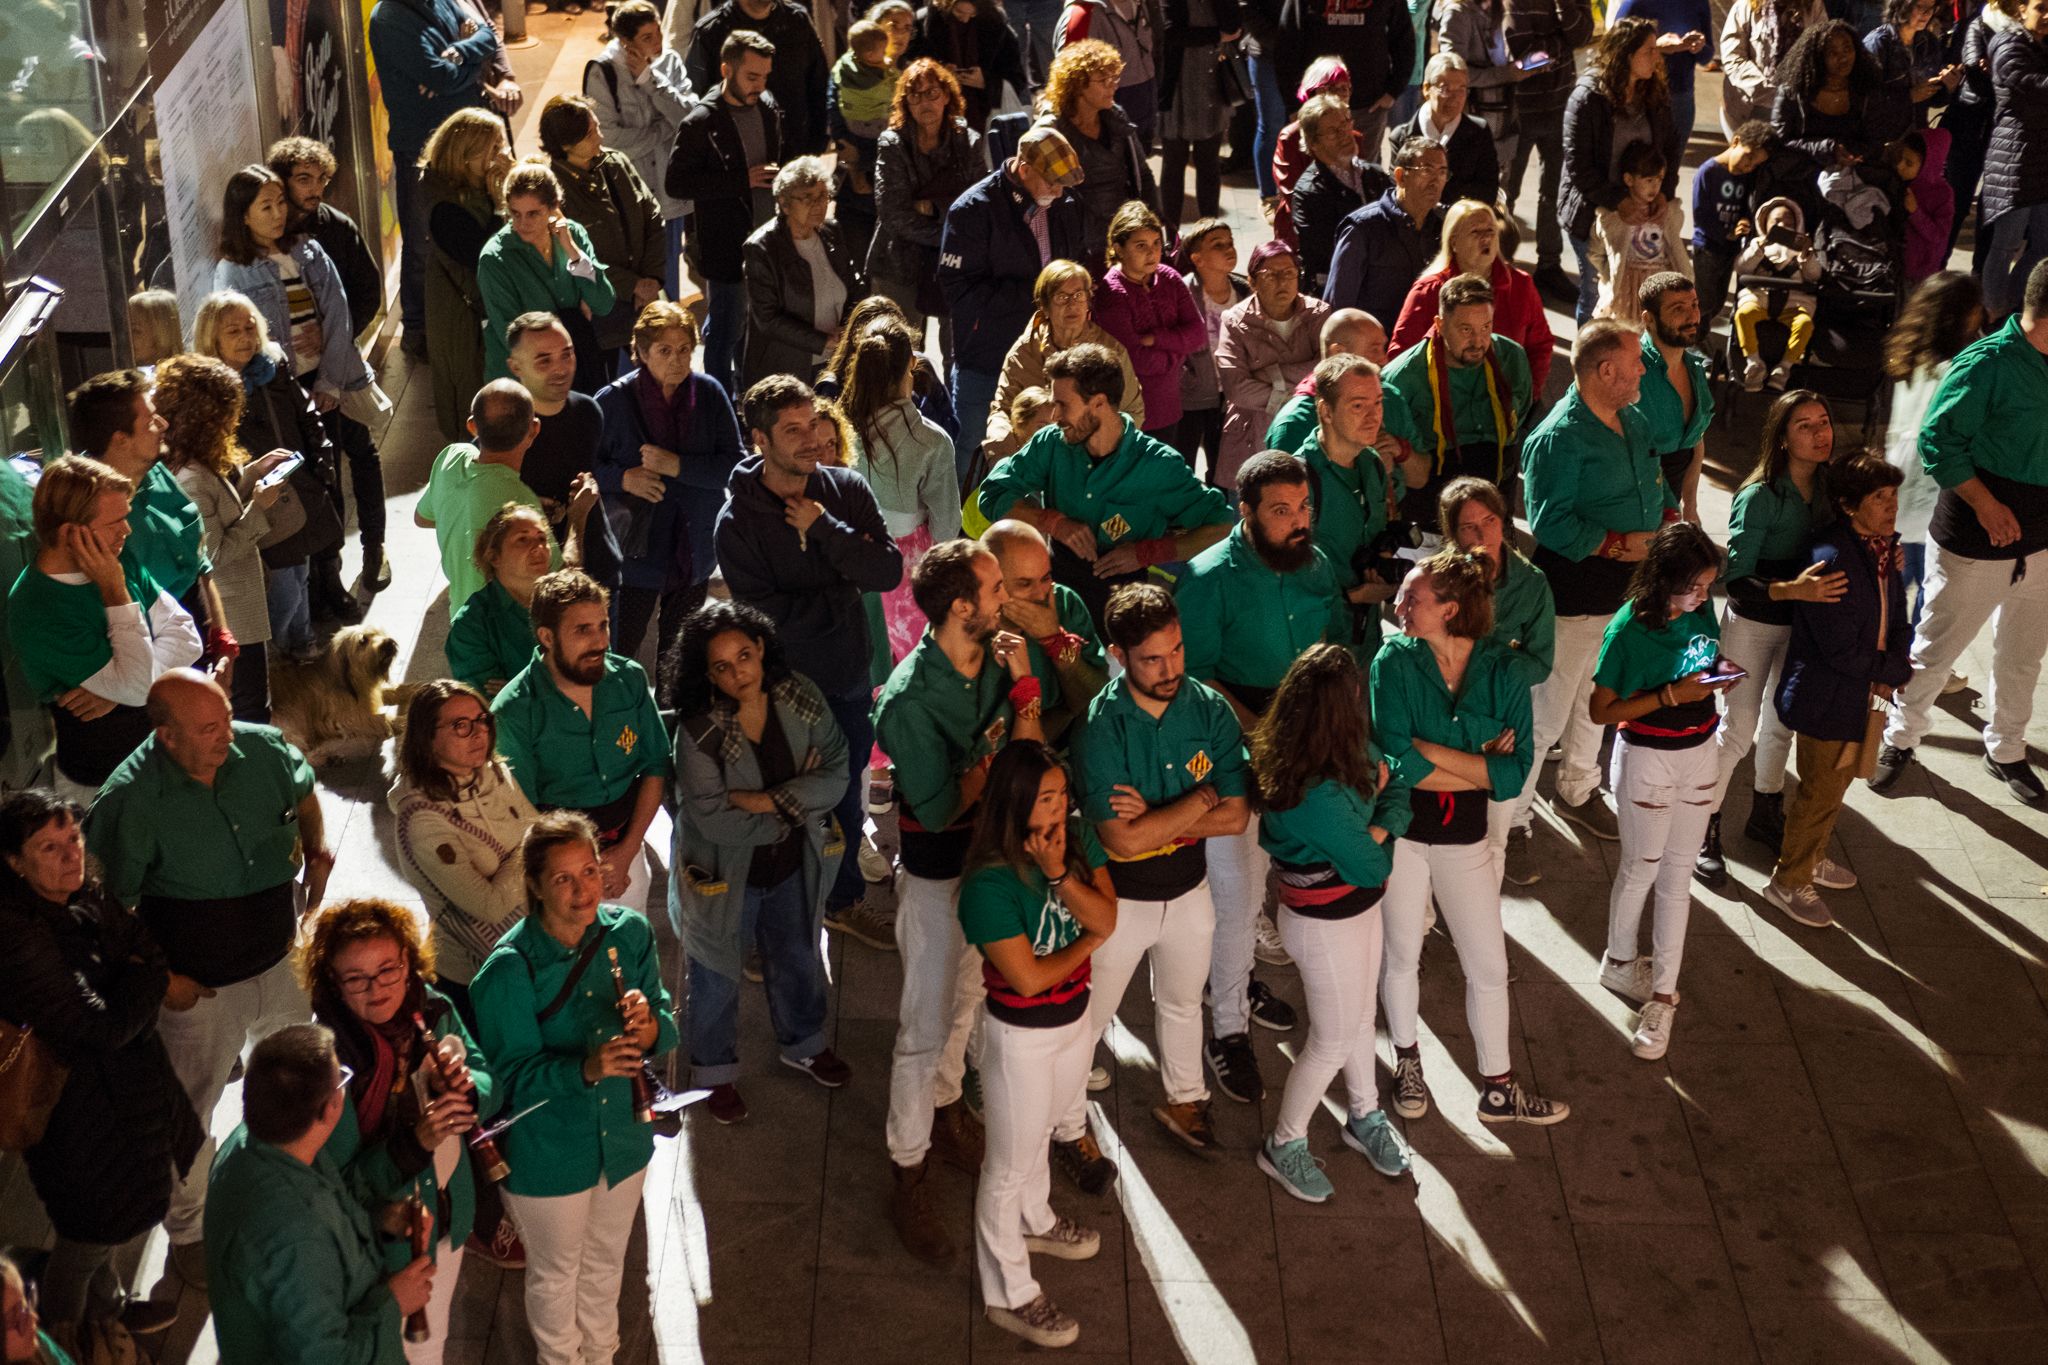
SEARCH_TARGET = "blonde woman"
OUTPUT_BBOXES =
[127,289,183,368]
[984,260,1144,465]
[418,107,514,441]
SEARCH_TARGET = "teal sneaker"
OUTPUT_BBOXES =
[1257,1135,1334,1204]
[1342,1109,1412,1178]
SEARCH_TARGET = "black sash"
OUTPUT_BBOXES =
[1532,542,1635,617]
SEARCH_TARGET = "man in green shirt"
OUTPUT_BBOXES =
[978,344,1233,626]
[1381,272,1535,520]
[1299,353,1413,657]
[492,570,669,904]
[206,1024,429,1365]
[983,519,1107,746]
[1631,272,1713,524]
[86,668,328,1280]
[1265,308,1422,459]
[414,380,567,612]
[872,539,1045,1263]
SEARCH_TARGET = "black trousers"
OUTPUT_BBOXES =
[1171,405,1225,485]
[316,408,387,547]
[1160,136,1223,234]
[616,579,710,688]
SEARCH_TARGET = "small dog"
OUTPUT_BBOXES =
[270,625,402,763]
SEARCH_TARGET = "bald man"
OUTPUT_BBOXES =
[982,519,1108,745]
[1263,309,1420,460]
[85,668,327,1286]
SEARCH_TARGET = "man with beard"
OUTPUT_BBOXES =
[1064,584,1249,1157]
[872,539,1047,1262]
[1173,451,1343,1103]
[1264,307,1420,459]
[1381,272,1535,520]
[492,569,670,909]
[982,518,1107,746]
[1630,273,1713,526]
[502,314,625,603]
[979,344,1234,628]
[1297,353,1417,659]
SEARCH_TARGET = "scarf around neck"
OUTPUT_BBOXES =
[1423,323,1516,471]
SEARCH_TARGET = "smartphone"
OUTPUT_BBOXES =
[1764,224,1812,251]
[1703,662,1749,686]
[1515,51,1554,71]
[255,453,304,490]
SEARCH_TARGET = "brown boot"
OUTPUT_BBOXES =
[929,1098,985,1172]
[890,1159,951,1263]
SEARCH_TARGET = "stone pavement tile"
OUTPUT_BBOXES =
[1667,1042,1833,1169]
[680,1075,831,1203]
[1574,1223,1759,1365]
[1660,935,1793,1047]
[1111,1143,1278,1284]
[1826,1100,2010,1236]
[1942,1053,2048,1223]
[1978,899,2048,963]
[693,1199,817,1356]
[1738,1297,1918,1365]
[1871,1230,2048,1341]
[1515,803,1616,885]
[1701,1161,1884,1299]
[1831,779,1961,852]
[832,934,907,1022]
[1416,1153,1583,1295]
[1125,1275,1291,1365]
[1886,943,2048,1058]
[1431,1275,1605,1365]
[1502,901,1611,986]
[1747,912,1923,998]
[2011,1217,2048,1310]
[1524,1038,1716,1227]
[1823,842,1991,952]
[1273,1214,1446,1361]
[1775,987,1955,1108]
[810,1271,969,1363]
[1952,813,2048,902]
[1510,980,1642,1054]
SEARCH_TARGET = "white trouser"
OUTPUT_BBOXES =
[401,1245,465,1365]
[501,1167,647,1365]
[1382,837,1511,1077]
[1272,906,1384,1145]
[156,953,311,1242]
[1711,609,1793,802]
[1512,612,1615,830]
[1885,544,2048,763]
[1205,820,1268,1037]
[1606,736,1717,999]
[975,1009,1093,1311]
[886,870,982,1166]
[1053,883,1215,1141]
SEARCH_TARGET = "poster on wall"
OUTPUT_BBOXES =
[268,0,361,222]
[154,0,264,327]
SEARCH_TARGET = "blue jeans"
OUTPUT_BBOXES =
[703,277,748,401]
[1249,54,1286,198]
[1987,203,2048,319]
[1009,0,1063,88]
[1569,233,1598,326]
[265,562,312,654]
[686,873,828,1086]
[951,363,1002,487]
[664,217,686,300]
[393,157,427,335]
[823,684,874,912]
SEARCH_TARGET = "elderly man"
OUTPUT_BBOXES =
[85,668,328,1287]
[1387,51,1501,209]
[1381,271,1536,519]
[1289,94,1393,294]
[1265,308,1421,462]
[982,518,1108,745]
[1327,139,1450,342]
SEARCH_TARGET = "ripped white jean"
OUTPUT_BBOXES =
[1605,734,1717,999]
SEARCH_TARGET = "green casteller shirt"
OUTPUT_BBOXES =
[1919,315,2048,491]
[470,906,678,1198]
[1175,523,1347,695]
[1632,331,1714,455]
[87,723,314,904]
[979,415,1233,554]
[416,444,560,611]
[204,1128,404,1365]
[873,630,1040,831]
[1380,334,1533,476]
[1370,633,1536,802]
[493,650,670,813]
[1074,673,1248,822]
[1522,385,1674,562]
[1265,385,1422,457]
[1489,550,1556,692]
[1258,771,1411,889]
[7,561,166,700]
[1724,472,1831,584]
[1301,428,1391,595]
[1051,582,1108,672]
[122,461,211,601]
[446,578,534,693]
[1594,599,1723,698]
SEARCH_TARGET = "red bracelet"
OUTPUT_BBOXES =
[1039,630,1083,666]
[1135,536,1178,567]
[1597,531,1628,560]
[206,626,241,663]
[1661,506,1682,526]
[1008,675,1043,713]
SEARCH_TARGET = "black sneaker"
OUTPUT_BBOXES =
[1869,744,1915,792]
[1391,1052,1429,1119]
[1694,812,1727,887]
[1248,978,1297,1032]
[1477,1078,1571,1126]
[1743,790,1785,854]
[1050,1130,1118,1195]
[1985,754,2048,805]
[1534,263,1577,302]
[1205,1032,1264,1103]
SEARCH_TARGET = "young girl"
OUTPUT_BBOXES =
[1373,550,1568,1128]
[1894,132,1955,287]
[1250,644,1413,1202]
[1171,219,1249,484]
[1091,201,1207,444]
[1588,140,1692,321]
[959,741,1117,1350]
[1589,523,1742,1061]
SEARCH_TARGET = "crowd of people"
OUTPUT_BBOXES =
[4,0,2048,1360]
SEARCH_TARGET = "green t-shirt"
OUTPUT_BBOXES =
[1266,388,1422,457]
[1370,633,1536,803]
[1489,550,1556,692]
[6,563,164,700]
[1522,387,1674,562]
[1175,523,1348,699]
[416,444,558,611]
[979,416,1234,552]
[1595,601,1725,744]
[1257,774,1408,893]
[872,632,1023,832]
[1381,333,1533,472]
[445,577,534,694]
[1632,330,1714,454]
[958,817,1106,1023]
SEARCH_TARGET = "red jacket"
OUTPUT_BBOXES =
[1388,256,1554,396]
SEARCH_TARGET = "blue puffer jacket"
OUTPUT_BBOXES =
[214,239,372,398]
[937,166,1089,376]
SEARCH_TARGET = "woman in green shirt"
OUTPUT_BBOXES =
[445,504,550,698]
[1589,524,1743,1063]
[475,161,616,391]
[1250,644,1413,1204]
[957,741,1116,1351]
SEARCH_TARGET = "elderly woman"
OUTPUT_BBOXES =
[151,354,291,723]
[1290,93,1393,295]
[593,301,746,661]
[669,600,853,1124]
[447,505,552,697]
[583,0,693,297]
[471,811,676,1365]
[539,94,667,375]
[0,789,198,1355]
[903,0,1029,132]
[869,58,988,338]
[741,156,865,394]
[984,259,1146,465]
[1389,200,1553,394]
[417,108,513,442]
[1216,241,1331,490]
[1046,39,1159,251]
[476,160,616,391]
[296,896,499,1363]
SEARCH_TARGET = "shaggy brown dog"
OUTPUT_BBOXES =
[270,625,401,762]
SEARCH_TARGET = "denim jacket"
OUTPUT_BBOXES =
[213,240,371,397]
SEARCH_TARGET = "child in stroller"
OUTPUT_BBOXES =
[1733,197,1825,391]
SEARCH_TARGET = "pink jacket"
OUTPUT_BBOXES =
[1093,263,1206,430]
[1215,290,1332,488]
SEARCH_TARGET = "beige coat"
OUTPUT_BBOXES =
[174,463,271,645]
[1216,291,1332,488]
[983,318,1146,465]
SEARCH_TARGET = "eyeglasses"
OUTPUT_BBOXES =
[785,189,831,206]
[1408,163,1450,180]
[437,714,492,737]
[335,962,407,997]
[1051,288,1090,306]
[1255,267,1301,282]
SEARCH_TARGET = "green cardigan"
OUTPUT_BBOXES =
[475,219,616,379]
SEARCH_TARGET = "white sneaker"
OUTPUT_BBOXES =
[1086,1064,1111,1093]
[1942,672,1970,696]
[1631,1000,1677,1060]
[1254,914,1292,966]
[857,834,891,883]
[1765,879,1834,928]
[1811,857,1858,890]
[1599,955,1654,1004]
[1767,362,1792,391]
[1742,356,1767,391]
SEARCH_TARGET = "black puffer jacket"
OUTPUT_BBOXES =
[1981,25,2048,222]
[1558,72,1680,240]
[1,882,202,1244]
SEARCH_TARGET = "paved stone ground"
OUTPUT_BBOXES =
[6,11,2048,1363]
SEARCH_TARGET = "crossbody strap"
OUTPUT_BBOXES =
[536,929,608,1023]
